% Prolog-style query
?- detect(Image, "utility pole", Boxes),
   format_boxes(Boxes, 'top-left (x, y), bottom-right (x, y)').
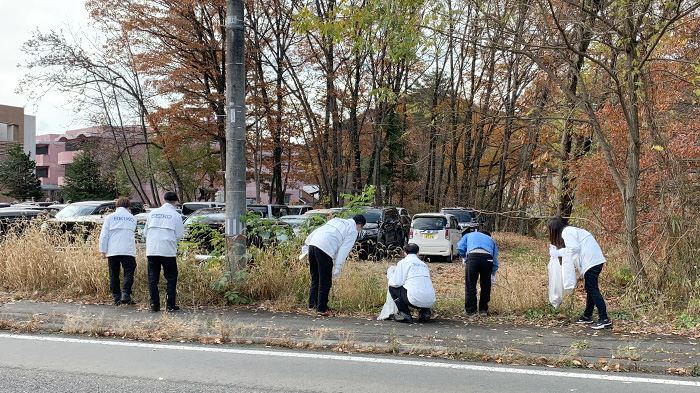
top-left (225, 0), bottom-right (246, 272)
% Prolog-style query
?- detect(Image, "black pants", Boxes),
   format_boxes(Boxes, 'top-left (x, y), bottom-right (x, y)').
top-left (465, 253), bottom-right (493, 313)
top-left (147, 256), bottom-right (178, 308)
top-left (308, 245), bottom-right (333, 312)
top-left (108, 255), bottom-right (136, 301)
top-left (389, 286), bottom-right (429, 316)
top-left (583, 263), bottom-right (608, 320)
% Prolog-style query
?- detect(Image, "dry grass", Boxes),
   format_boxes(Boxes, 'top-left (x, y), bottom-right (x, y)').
top-left (236, 246), bottom-right (309, 309)
top-left (0, 222), bottom-right (227, 307)
top-left (0, 222), bottom-right (627, 320)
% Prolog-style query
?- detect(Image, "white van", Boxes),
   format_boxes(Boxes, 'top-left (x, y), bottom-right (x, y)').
top-left (409, 213), bottom-right (462, 262)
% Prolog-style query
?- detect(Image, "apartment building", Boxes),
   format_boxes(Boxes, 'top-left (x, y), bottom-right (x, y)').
top-left (0, 104), bottom-right (37, 202)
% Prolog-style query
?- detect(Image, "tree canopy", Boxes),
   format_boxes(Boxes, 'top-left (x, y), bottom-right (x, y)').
top-left (61, 147), bottom-right (118, 202)
top-left (0, 143), bottom-right (43, 201)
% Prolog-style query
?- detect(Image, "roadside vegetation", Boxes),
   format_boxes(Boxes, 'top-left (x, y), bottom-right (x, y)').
top-left (0, 218), bottom-right (698, 336)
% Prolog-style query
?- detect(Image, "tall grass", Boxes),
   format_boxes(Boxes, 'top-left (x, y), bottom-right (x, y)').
top-left (0, 221), bottom-right (625, 319)
top-left (0, 221), bottom-right (226, 307)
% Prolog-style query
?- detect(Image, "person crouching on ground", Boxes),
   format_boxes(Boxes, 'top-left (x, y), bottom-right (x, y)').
top-left (457, 230), bottom-right (499, 317)
top-left (99, 197), bottom-right (137, 306)
top-left (302, 214), bottom-right (366, 316)
top-left (388, 243), bottom-right (436, 324)
top-left (548, 216), bottom-right (612, 330)
top-left (144, 191), bottom-right (184, 312)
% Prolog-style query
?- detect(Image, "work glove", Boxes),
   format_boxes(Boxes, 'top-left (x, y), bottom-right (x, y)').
top-left (461, 257), bottom-right (466, 265)
top-left (491, 274), bottom-right (496, 284)
top-left (333, 270), bottom-right (340, 279)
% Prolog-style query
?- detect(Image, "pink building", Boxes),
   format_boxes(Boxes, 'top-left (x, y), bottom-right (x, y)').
top-left (35, 133), bottom-right (66, 201)
top-left (36, 127), bottom-right (159, 204)
top-left (38, 126), bottom-right (314, 205)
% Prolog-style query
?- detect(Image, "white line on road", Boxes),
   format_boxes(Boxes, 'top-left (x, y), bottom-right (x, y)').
top-left (1, 332), bottom-right (698, 387)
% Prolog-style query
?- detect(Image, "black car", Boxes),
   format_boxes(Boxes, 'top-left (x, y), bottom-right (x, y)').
top-left (440, 207), bottom-right (479, 234)
top-left (356, 206), bottom-right (406, 259)
top-left (0, 208), bottom-right (52, 235)
top-left (397, 207), bottom-right (411, 241)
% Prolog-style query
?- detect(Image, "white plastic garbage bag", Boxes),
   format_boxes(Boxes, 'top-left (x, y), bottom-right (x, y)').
top-left (548, 257), bottom-right (564, 308)
top-left (378, 266), bottom-right (398, 320)
top-left (377, 289), bottom-right (398, 320)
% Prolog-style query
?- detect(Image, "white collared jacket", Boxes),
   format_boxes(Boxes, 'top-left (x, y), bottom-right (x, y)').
top-left (556, 226), bottom-right (606, 276)
top-left (144, 203), bottom-right (184, 257)
top-left (304, 217), bottom-right (358, 277)
top-left (388, 253), bottom-right (436, 308)
top-left (99, 207), bottom-right (137, 257)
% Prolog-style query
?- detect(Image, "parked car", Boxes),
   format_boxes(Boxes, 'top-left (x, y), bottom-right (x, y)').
top-left (440, 207), bottom-right (479, 234)
top-left (247, 204), bottom-right (290, 219)
top-left (9, 203), bottom-right (64, 216)
top-left (44, 200), bottom-right (146, 235)
top-left (409, 213), bottom-right (461, 262)
top-left (279, 214), bottom-right (308, 235)
top-left (356, 206), bottom-right (406, 259)
top-left (397, 207), bottom-right (411, 240)
top-left (181, 202), bottom-right (225, 216)
top-left (287, 205), bottom-right (313, 216)
top-left (303, 209), bottom-right (337, 220)
top-left (183, 208), bottom-right (291, 256)
top-left (0, 208), bottom-right (52, 235)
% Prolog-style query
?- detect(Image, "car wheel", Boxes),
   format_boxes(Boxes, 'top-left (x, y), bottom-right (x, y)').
top-left (447, 247), bottom-right (453, 263)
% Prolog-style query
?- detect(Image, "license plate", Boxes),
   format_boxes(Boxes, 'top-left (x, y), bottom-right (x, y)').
top-left (423, 234), bottom-right (434, 239)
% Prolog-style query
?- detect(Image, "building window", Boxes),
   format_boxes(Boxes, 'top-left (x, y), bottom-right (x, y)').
top-left (36, 167), bottom-right (49, 178)
top-left (284, 194), bottom-right (291, 204)
top-left (65, 142), bottom-right (82, 152)
top-left (36, 145), bottom-right (49, 155)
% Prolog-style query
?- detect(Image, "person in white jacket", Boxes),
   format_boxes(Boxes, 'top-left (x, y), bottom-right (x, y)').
top-left (144, 191), bottom-right (184, 312)
top-left (303, 214), bottom-right (366, 316)
top-left (548, 216), bottom-right (611, 329)
top-left (99, 198), bottom-right (137, 306)
top-left (388, 243), bottom-right (436, 324)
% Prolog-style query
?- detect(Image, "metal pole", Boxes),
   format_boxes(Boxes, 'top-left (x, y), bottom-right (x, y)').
top-left (225, 0), bottom-right (246, 272)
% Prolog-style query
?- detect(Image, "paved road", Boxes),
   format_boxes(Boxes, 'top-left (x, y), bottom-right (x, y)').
top-left (1, 333), bottom-right (699, 393)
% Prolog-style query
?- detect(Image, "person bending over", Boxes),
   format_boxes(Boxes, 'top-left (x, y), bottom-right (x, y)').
top-left (302, 214), bottom-right (366, 316)
top-left (457, 231), bottom-right (499, 317)
top-left (548, 216), bottom-right (611, 329)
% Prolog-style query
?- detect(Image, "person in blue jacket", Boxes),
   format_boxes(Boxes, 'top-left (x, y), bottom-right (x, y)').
top-left (457, 231), bottom-right (499, 316)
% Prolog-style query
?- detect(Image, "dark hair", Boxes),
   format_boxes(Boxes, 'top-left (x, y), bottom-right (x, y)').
top-left (352, 214), bottom-right (366, 227)
top-left (404, 243), bottom-right (419, 255)
top-left (163, 191), bottom-right (179, 202)
top-left (481, 230), bottom-right (491, 237)
top-left (548, 216), bottom-right (568, 248)
top-left (115, 197), bottom-right (131, 209)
